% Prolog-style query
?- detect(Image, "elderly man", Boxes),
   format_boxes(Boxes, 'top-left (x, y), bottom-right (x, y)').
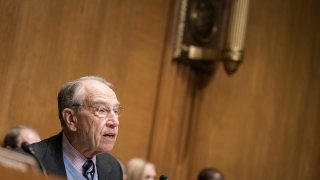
top-left (22, 76), bottom-right (122, 180)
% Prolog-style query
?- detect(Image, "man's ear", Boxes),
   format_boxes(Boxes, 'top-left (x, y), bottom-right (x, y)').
top-left (62, 108), bottom-right (77, 131)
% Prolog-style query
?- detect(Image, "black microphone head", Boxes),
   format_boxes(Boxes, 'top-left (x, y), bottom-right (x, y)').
top-left (21, 142), bottom-right (30, 151)
top-left (159, 175), bottom-right (169, 180)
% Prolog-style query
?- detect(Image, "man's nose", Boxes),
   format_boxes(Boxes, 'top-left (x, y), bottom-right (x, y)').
top-left (106, 115), bottom-right (119, 128)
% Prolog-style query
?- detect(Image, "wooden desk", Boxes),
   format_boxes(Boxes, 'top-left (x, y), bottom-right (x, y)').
top-left (0, 147), bottom-right (63, 179)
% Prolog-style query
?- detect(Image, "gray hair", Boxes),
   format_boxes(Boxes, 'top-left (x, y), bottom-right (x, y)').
top-left (57, 76), bottom-right (112, 127)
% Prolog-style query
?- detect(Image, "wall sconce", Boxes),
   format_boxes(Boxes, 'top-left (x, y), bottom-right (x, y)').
top-left (173, 0), bottom-right (250, 75)
top-left (222, 0), bottom-right (250, 74)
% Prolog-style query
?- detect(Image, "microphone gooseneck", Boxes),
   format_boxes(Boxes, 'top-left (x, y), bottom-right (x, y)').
top-left (159, 175), bottom-right (169, 180)
top-left (21, 142), bottom-right (48, 177)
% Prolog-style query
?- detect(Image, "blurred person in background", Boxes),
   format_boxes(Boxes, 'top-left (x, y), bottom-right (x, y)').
top-left (1, 125), bottom-right (41, 149)
top-left (198, 167), bottom-right (224, 180)
top-left (117, 158), bottom-right (128, 180)
top-left (127, 158), bottom-right (157, 180)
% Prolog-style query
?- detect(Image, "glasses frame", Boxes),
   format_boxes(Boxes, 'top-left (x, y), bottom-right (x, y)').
top-left (72, 103), bottom-right (121, 119)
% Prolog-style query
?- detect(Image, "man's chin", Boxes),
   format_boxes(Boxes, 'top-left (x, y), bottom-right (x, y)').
top-left (99, 144), bottom-right (115, 152)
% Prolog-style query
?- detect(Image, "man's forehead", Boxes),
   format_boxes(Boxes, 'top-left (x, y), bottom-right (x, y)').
top-left (82, 80), bottom-right (113, 92)
top-left (82, 80), bottom-right (119, 103)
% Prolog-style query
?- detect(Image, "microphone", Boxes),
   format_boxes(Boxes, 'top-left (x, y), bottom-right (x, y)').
top-left (21, 142), bottom-right (48, 177)
top-left (159, 175), bottom-right (169, 180)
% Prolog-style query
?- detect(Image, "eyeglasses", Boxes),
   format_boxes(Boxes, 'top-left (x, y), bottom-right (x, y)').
top-left (72, 103), bottom-right (121, 119)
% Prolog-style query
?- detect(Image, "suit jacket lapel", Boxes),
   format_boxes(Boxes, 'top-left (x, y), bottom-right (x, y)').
top-left (97, 154), bottom-right (112, 180)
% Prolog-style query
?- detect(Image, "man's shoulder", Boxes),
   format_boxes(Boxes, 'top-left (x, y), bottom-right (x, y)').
top-left (32, 132), bottom-right (61, 144)
top-left (97, 152), bottom-right (119, 165)
top-left (29, 132), bottom-right (63, 155)
top-left (27, 132), bottom-right (66, 177)
top-left (96, 153), bottom-right (122, 179)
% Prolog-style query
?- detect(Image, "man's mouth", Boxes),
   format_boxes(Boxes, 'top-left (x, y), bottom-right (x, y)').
top-left (103, 133), bottom-right (116, 138)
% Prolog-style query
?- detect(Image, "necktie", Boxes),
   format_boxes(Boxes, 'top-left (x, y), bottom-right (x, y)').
top-left (82, 160), bottom-right (95, 180)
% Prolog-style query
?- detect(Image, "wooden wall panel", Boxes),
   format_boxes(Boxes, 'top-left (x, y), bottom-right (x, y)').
top-left (151, 0), bottom-right (320, 180)
top-left (186, 0), bottom-right (320, 179)
top-left (1, 0), bottom-right (319, 179)
top-left (0, 0), bottom-right (170, 162)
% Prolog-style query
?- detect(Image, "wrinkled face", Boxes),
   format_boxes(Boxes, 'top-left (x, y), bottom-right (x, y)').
top-left (72, 81), bottom-right (120, 156)
top-left (143, 164), bottom-right (157, 180)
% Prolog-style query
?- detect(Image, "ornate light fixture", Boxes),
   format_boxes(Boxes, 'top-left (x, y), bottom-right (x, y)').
top-left (173, 0), bottom-right (250, 75)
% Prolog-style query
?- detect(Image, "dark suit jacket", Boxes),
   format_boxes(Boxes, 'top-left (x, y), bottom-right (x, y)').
top-left (27, 132), bottom-right (122, 180)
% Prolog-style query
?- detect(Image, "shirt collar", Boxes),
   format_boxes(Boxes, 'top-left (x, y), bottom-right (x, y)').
top-left (62, 132), bottom-right (96, 174)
